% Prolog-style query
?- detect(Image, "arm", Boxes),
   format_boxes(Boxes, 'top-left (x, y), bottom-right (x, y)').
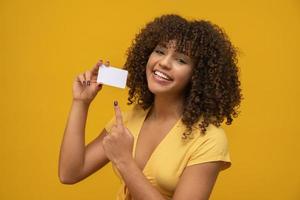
top-left (116, 158), bottom-right (166, 200)
top-left (172, 161), bottom-right (222, 200)
top-left (58, 100), bottom-right (110, 184)
top-left (116, 160), bottom-right (222, 200)
top-left (102, 103), bottom-right (226, 199)
top-left (102, 103), bottom-right (166, 200)
top-left (59, 59), bottom-right (110, 184)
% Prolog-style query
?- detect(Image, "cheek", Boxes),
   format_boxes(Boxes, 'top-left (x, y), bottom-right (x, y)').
top-left (146, 55), bottom-right (156, 68)
top-left (177, 68), bottom-right (193, 84)
top-left (146, 63), bottom-right (152, 78)
top-left (146, 56), bottom-right (156, 76)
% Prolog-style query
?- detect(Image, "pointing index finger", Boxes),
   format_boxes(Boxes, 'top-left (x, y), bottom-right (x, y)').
top-left (114, 100), bottom-right (123, 128)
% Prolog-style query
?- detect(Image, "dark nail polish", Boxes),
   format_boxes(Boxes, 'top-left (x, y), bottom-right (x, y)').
top-left (87, 81), bottom-right (90, 86)
top-left (114, 101), bottom-right (118, 106)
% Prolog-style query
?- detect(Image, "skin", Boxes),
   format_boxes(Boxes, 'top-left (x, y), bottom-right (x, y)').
top-left (146, 40), bottom-right (193, 100)
top-left (59, 41), bottom-right (224, 200)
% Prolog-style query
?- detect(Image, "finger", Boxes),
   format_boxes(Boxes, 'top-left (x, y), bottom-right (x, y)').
top-left (75, 76), bottom-right (83, 85)
top-left (78, 73), bottom-right (86, 86)
top-left (95, 83), bottom-right (103, 90)
top-left (104, 60), bottom-right (110, 67)
top-left (89, 80), bottom-right (102, 87)
top-left (113, 100), bottom-right (123, 127)
top-left (91, 59), bottom-right (103, 75)
top-left (85, 71), bottom-right (92, 86)
top-left (83, 73), bottom-right (87, 85)
top-left (125, 127), bottom-right (132, 136)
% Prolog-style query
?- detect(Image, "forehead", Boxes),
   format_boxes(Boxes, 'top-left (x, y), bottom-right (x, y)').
top-left (158, 40), bottom-right (177, 48)
top-left (157, 40), bottom-right (193, 57)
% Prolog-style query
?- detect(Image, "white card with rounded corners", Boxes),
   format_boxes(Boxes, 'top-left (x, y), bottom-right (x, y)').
top-left (96, 64), bottom-right (128, 89)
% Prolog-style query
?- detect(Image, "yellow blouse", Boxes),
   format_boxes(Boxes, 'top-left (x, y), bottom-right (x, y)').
top-left (105, 104), bottom-right (231, 200)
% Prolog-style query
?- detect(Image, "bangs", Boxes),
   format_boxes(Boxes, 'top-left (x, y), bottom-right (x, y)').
top-left (157, 28), bottom-right (200, 58)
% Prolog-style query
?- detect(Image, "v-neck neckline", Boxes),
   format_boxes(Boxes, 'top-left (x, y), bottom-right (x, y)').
top-left (133, 106), bottom-right (182, 173)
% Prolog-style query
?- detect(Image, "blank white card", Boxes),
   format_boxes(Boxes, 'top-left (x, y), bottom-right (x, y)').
top-left (97, 64), bottom-right (128, 89)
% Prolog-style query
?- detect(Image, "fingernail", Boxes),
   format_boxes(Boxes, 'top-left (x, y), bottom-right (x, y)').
top-left (114, 100), bottom-right (118, 106)
top-left (87, 81), bottom-right (90, 86)
top-left (83, 80), bottom-right (86, 85)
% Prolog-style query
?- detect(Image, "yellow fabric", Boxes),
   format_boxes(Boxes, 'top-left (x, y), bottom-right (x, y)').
top-left (105, 104), bottom-right (231, 200)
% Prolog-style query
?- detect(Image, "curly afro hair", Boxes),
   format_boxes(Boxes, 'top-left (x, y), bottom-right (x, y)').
top-left (124, 14), bottom-right (243, 138)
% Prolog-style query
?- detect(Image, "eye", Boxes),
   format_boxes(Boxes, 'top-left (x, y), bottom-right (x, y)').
top-left (178, 58), bottom-right (187, 64)
top-left (154, 49), bottom-right (164, 55)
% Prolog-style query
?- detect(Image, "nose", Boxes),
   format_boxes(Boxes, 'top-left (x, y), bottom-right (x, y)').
top-left (158, 54), bottom-right (172, 70)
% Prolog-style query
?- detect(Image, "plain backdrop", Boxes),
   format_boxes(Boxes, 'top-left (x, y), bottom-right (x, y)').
top-left (0, 0), bottom-right (299, 199)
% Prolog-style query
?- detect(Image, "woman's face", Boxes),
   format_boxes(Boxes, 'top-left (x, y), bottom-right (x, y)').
top-left (146, 40), bottom-right (194, 97)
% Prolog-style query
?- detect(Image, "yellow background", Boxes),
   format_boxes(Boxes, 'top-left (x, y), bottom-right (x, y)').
top-left (1, 0), bottom-right (299, 199)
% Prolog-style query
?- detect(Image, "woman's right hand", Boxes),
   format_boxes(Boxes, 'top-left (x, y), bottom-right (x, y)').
top-left (72, 59), bottom-right (110, 105)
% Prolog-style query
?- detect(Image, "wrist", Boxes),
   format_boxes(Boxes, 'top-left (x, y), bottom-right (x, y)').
top-left (115, 156), bottom-right (135, 172)
top-left (72, 99), bottom-right (91, 108)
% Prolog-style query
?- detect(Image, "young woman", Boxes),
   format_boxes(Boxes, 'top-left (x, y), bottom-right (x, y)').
top-left (59, 14), bottom-right (242, 200)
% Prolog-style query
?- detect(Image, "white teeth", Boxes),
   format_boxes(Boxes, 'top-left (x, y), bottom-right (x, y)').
top-left (154, 70), bottom-right (171, 80)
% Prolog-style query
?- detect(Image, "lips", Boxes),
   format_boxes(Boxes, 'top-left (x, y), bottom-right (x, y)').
top-left (153, 70), bottom-right (173, 81)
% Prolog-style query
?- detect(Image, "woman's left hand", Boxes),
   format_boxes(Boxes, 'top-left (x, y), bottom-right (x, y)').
top-left (102, 101), bottom-right (134, 166)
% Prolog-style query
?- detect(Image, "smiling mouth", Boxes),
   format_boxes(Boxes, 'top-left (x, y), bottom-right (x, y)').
top-left (153, 70), bottom-right (173, 81)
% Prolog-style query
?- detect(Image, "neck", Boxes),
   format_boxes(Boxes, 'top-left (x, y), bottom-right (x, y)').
top-left (147, 93), bottom-right (185, 121)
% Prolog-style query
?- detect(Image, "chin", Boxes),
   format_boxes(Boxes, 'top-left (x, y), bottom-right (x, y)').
top-left (147, 81), bottom-right (176, 96)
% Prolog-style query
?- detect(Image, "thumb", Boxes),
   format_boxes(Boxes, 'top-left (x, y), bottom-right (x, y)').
top-left (93, 83), bottom-right (102, 91)
top-left (97, 83), bottom-right (103, 90)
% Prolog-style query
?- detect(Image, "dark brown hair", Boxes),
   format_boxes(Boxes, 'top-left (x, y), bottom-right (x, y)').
top-left (124, 14), bottom-right (243, 138)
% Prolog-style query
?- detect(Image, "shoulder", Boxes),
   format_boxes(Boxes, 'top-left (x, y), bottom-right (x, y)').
top-left (186, 123), bottom-right (231, 170)
top-left (189, 123), bottom-right (229, 145)
top-left (203, 124), bottom-right (228, 144)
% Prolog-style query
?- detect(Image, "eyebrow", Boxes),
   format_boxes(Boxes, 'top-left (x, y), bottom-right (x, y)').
top-left (157, 46), bottom-right (191, 59)
top-left (156, 45), bottom-right (187, 54)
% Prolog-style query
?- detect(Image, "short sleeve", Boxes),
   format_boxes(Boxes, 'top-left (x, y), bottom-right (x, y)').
top-left (186, 127), bottom-right (232, 171)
